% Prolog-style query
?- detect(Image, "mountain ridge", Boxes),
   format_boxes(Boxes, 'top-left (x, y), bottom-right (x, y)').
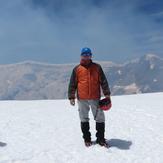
top-left (0, 54), bottom-right (162, 100)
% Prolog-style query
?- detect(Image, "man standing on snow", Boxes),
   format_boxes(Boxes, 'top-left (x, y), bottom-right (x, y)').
top-left (68, 47), bottom-right (111, 147)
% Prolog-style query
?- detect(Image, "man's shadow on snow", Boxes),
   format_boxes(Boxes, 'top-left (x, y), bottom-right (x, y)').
top-left (107, 139), bottom-right (132, 150)
top-left (0, 142), bottom-right (7, 147)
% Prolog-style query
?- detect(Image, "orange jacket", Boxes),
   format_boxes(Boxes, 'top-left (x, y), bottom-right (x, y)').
top-left (68, 60), bottom-right (111, 100)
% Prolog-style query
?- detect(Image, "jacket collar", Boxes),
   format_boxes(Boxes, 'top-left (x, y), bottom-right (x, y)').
top-left (80, 59), bottom-right (93, 68)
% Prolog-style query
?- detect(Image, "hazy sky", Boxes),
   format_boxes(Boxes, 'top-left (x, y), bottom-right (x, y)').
top-left (0, 0), bottom-right (163, 64)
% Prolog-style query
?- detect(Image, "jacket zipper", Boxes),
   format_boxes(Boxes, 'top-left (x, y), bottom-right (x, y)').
top-left (88, 69), bottom-right (91, 98)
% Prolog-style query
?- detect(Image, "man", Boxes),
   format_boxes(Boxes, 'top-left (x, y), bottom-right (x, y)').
top-left (68, 47), bottom-right (111, 147)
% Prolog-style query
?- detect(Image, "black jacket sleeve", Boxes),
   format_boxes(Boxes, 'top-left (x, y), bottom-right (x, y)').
top-left (99, 65), bottom-right (111, 96)
top-left (68, 67), bottom-right (77, 100)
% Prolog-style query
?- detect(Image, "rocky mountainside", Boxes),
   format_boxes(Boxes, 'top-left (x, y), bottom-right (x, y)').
top-left (0, 54), bottom-right (162, 100)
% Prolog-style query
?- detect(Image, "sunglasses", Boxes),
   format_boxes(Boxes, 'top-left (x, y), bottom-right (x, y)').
top-left (81, 52), bottom-right (92, 57)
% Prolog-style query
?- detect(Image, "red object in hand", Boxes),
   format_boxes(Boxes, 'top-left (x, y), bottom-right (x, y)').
top-left (99, 97), bottom-right (112, 111)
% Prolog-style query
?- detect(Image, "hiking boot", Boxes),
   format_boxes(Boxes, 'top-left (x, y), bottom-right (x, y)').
top-left (81, 122), bottom-right (91, 143)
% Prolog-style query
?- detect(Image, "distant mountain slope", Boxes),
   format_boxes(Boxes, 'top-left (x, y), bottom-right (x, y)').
top-left (0, 54), bottom-right (163, 100)
top-left (108, 54), bottom-right (163, 95)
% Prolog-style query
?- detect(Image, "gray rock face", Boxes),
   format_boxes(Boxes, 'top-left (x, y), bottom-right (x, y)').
top-left (0, 54), bottom-right (162, 100)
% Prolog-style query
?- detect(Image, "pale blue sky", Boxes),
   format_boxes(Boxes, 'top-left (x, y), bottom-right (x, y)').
top-left (0, 0), bottom-right (163, 64)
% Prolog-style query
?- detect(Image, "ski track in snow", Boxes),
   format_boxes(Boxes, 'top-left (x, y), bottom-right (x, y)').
top-left (0, 93), bottom-right (163, 163)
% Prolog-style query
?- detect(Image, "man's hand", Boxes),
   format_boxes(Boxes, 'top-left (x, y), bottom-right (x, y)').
top-left (70, 99), bottom-right (75, 106)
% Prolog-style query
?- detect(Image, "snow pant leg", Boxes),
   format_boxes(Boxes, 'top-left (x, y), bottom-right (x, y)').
top-left (77, 100), bottom-right (91, 141)
top-left (77, 99), bottom-right (90, 122)
top-left (88, 100), bottom-right (105, 123)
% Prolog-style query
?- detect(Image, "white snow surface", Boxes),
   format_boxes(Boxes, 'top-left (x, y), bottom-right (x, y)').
top-left (0, 93), bottom-right (163, 163)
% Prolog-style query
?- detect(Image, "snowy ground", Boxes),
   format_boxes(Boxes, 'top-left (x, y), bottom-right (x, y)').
top-left (0, 93), bottom-right (163, 163)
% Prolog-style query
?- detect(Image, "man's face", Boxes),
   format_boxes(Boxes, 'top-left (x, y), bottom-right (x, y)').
top-left (80, 55), bottom-right (92, 60)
